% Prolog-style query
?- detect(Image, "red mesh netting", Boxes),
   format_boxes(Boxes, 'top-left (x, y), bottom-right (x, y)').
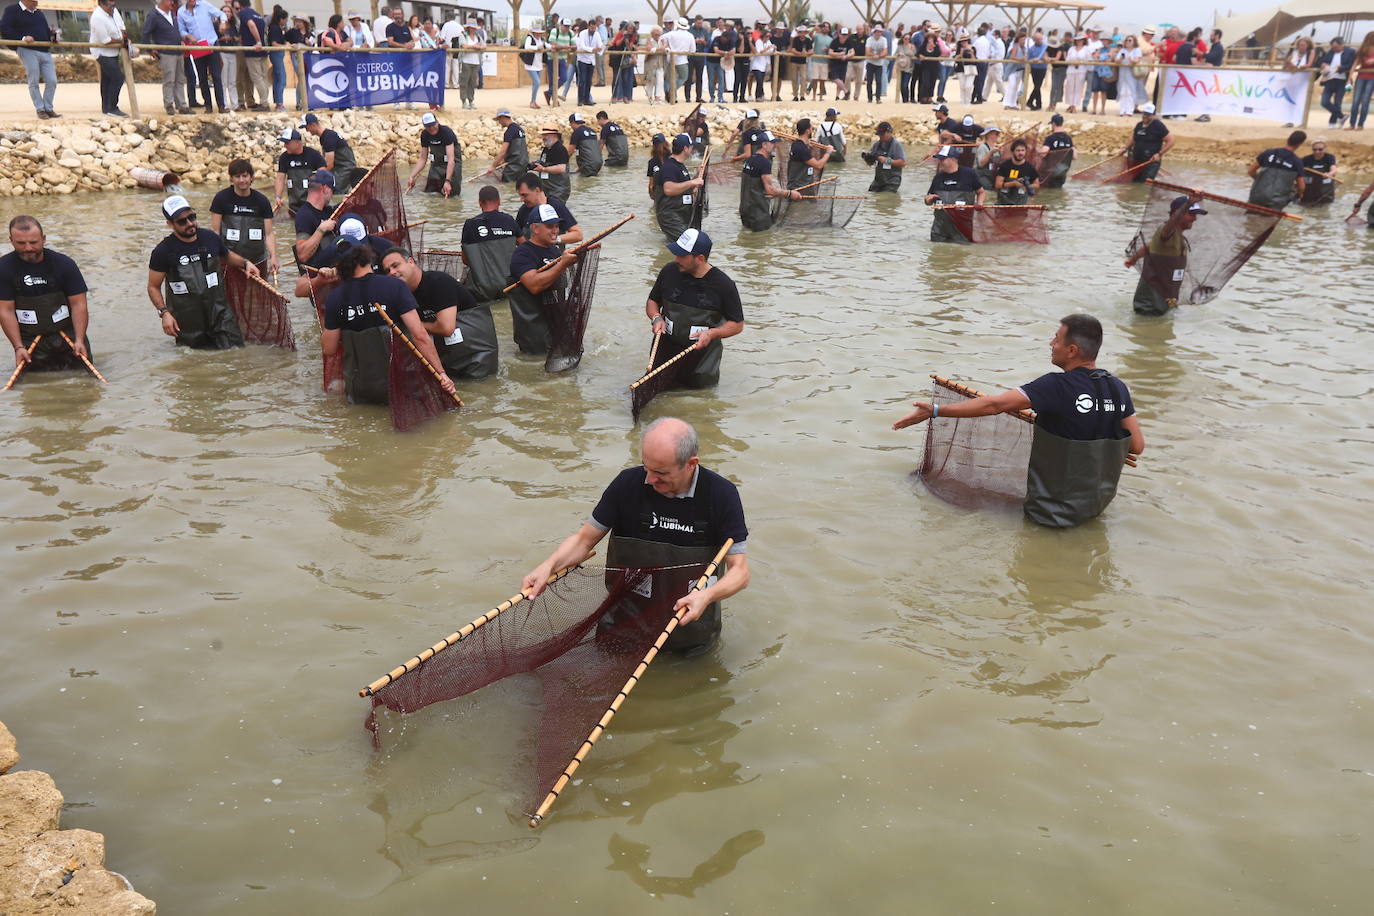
top-left (307, 275), bottom-right (344, 393)
top-left (332, 149), bottom-right (414, 250)
top-left (942, 205), bottom-right (1050, 244)
top-left (919, 144), bottom-right (978, 168)
top-left (998, 127), bottom-right (1040, 162)
top-left (224, 266), bottom-right (296, 350)
top-left (1037, 147), bottom-right (1074, 180)
top-left (387, 329), bottom-right (459, 432)
top-left (541, 246), bottom-right (600, 373)
top-left (1126, 179), bottom-right (1283, 305)
top-left (363, 562), bottom-right (709, 819)
top-left (630, 340), bottom-right (705, 421)
top-left (1071, 154), bottom-right (1173, 184)
top-left (705, 159), bottom-right (743, 186)
top-left (918, 377), bottom-right (1033, 510)
top-left (417, 249), bottom-right (467, 282)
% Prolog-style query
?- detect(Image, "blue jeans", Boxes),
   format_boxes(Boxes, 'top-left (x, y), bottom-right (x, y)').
top-left (705, 60), bottom-right (724, 100)
top-left (1352, 78), bottom-right (1374, 128)
top-left (269, 50), bottom-right (286, 106)
top-left (527, 68), bottom-right (541, 105)
top-left (936, 64), bottom-right (953, 100)
top-left (614, 65), bottom-right (636, 100)
top-left (576, 60), bottom-right (595, 105)
top-left (17, 47), bottom-right (57, 113)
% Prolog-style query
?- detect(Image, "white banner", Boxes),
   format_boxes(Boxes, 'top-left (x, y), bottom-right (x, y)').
top-left (1159, 67), bottom-right (1309, 124)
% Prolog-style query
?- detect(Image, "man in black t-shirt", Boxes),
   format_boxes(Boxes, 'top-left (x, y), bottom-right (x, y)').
top-left (1119, 103), bottom-right (1172, 182)
top-left (1300, 138), bottom-right (1337, 205)
top-left (381, 246), bottom-right (497, 380)
top-left (384, 7), bottom-right (413, 47)
top-left (1, 215), bottom-right (91, 373)
top-left (894, 313), bottom-right (1145, 527)
top-left (646, 228), bottom-right (742, 388)
top-left (1247, 130), bottom-right (1307, 210)
top-left (789, 26), bottom-right (812, 101)
top-left (273, 128), bottom-right (327, 216)
top-left (522, 416), bottom-right (750, 654)
top-left (924, 147), bottom-right (985, 242)
top-left (506, 202), bottom-right (580, 354)
top-left (291, 168), bottom-right (337, 272)
top-left (407, 112), bottom-right (460, 197)
top-left (597, 111), bottom-right (630, 166)
top-left (460, 185), bottom-right (520, 301)
top-left (210, 158), bottom-right (277, 275)
top-left (147, 195), bottom-right (258, 349)
top-left (994, 139), bottom-right (1040, 205)
top-left (490, 109), bottom-right (529, 182)
top-left (1038, 113), bottom-right (1075, 187)
top-left (302, 113), bottom-right (360, 194)
top-left (513, 172), bottom-right (583, 242)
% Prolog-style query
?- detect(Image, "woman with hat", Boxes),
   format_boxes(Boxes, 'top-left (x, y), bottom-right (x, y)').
top-left (522, 24), bottom-right (547, 108)
top-left (1063, 33), bottom-right (1091, 114)
top-left (534, 124), bottom-right (572, 202)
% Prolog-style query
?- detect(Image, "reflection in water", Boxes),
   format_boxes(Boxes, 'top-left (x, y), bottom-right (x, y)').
top-left (1116, 314), bottom-right (1186, 405)
top-left (606, 829), bottom-right (765, 898)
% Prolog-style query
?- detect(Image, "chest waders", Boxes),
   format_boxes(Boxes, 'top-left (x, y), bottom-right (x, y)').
top-left (604, 130), bottom-right (629, 166)
top-left (537, 155), bottom-right (571, 203)
top-left (996, 173), bottom-right (1033, 206)
top-left (425, 303), bottom-right (499, 381)
top-left (606, 536), bottom-right (723, 655)
top-left (976, 148), bottom-right (1001, 190)
top-left (220, 211), bottom-right (268, 268)
top-left (1299, 170), bottom-right (1334, 205)
top-left (655, 183), bottom-right (694, 242)
top-left (14, 288), bottom-right (85, 371)
top-left (574, 133), bottom-right (603, 177)
top-left (1023, 373), bottom-right (1131, 528)
top-left (1133, 249), bottom-right (1187, 315)
top-left (507, 259), bottom-right (564, 354)
top-left (787, 154), bottom-right (816, 190)
top-left (1248, 166), bottom-right (1298, 211)
top-left (502, 133), bottom-right (529, 183)
top-left (426, 140), bottom-right (463, 192)
top-left (649, 165), bottom-right (664, 205)
top-left (868, 140), bottom-right (903, 193)
top-left (283, 162), bottom-right (314, 216)
top-left (739, 169), bottom-right (773, 231)
top-left (661, 290), bottom-right (725, 388)
top-left (330, 141), bottom-right (359, 193)
top-left (931, 190), bottom-right (976, 243)
top-left (463, 237), bottom-right (518, 302)
top-left (164, 249), bottom-right (245, 349)
top-left (817, 124), bottom-right (845, 162)
top-left (342, 323), bottom-right (392, 405)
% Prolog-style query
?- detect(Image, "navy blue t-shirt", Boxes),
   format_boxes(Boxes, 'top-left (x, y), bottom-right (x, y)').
top-left (790, 139), bottom-right (811, 163)
top-left (508, 240), bottom-right (563, 282)
top-left (657, 156), bottom-right (690, 187)
top-left (741, 152), bottom-right (772, 178)
top-left (461, 209), bottom-right (519, 245)
top-left (414, 269), bottom-right (480, 316)
top-left (1256, 147), bottom-right (1302, 173)
top-left (0, 249), bottom-right (87, 300)
top-left (648, 262), bottom-right (744, 323)
top-left (600, 121), bottom-right (624, 140)
top-left (646, 156), bottom-right (663, 180)
top-left (570, 124), bottom-right (597, 146)
top-left (420, 124), bottom-right (458, 159)
top-left (294, 201), bottom-right (329, 238)
top-left (513, 196), bottom-right (576, 234)
top-left (323, 273), bottom-right (417, 331)
top-left (210, 187), bottom-right (274, 220)
top-left (319, 129), bottom-right (349, 156)
top-left (1045, 130), bottom-right (1074, 150)
top-left (277, 147), bottom-right (326, 176)
top-left (928, 166), bottom-right (982, 193)
top-left (385, 21), bottom-right (413, 45)
top-left (148, 230), bottom-right (229, 272)
top-left (591, 465), bottom-right (748, 550)
top-left (1130, 119), bottom-right (1169, 161)
top-left (502, 122), bottom-right (525, 145)
top-left (1020, 367), bottom-right (1135, 441)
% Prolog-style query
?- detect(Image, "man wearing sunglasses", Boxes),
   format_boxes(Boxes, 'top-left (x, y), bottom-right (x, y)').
top-left (147, 195), bottom-right (260, 349)
top-left (1300, 137), bottom-right (1337, 206)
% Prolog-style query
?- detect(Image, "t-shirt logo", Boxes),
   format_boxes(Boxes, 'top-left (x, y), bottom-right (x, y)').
top-left (1075, 394), bottom-right (1095, 413)
top-left (477, 225), bottom-right (488, 237)
top-left (179, 255), bottom-right (191, 266)
top-left (22, 274), bottom-right (43, 287)
top-left (648, 511), bottom-right (695, 533)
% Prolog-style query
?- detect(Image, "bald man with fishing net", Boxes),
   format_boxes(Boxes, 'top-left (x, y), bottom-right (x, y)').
top-left (522, 417), bottom-right (749, 655)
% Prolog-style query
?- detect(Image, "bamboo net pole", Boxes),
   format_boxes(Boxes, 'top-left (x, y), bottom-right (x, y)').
top-left (329, 149), bottom-right (395, 221)
top-left (802, 195), bottom-right (870, 200)
top-left (58, 332), bottom-right (107, 383)
top-left (1099, 159), bottom-right (1153, 184)
top-left (1303, 167), bottom-right (1339, 183)
top-left (359, 557), bottom-right (590, 697)
top-left (770, 129), bottom-right (831, 152)
top-left (501, 214), bottom-right (634, 294)
top-left (791, 176), bottom-right (838, 194)
top-left (4, 336), bottom-right (40, 390)
top-left (645, 331), bottom-right (663, 374)
top-left (629, 342), bottom-right (696, 390)
top-left (1145, 179), bottom-right (1303, 222)
top-left (1069, 153), bottom-right (1125, 180)
top-left (528, 539), bottom-right (734, 828)
top-left (931, 374), bottom-right (1138, 467)
top-left (368, 302), bottom-right (464, 407)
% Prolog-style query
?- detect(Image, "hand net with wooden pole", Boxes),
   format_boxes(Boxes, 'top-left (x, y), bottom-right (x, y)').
top-left (629, 336), bottom-right (705, 421)
top-left (542, 245), bottom-right (601, 373)
top-left (939, 205), bottom-right (1050, 244)
top-left (306, 274), bottom-right (344, 393)
top-left (224, 266), bottom-right (297, 350)
top-left (417, 249), bottom-right (470, 288)
top-left (368, 301), bottom-right (463, 432)
top-left (330, 149), bottom-right (417, 253)
top-left (1126, 179), bottom-right (1289, 306)
top-left (360, 546), bottom-right (729, 827)
top-left (4, 336), bottom-right (41, 390)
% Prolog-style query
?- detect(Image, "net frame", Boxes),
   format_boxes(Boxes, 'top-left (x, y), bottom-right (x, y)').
top-left (386, 326), bottom-right (458, 432)
top-left (224, 265), bottom-right (297, 350)
top-left (705, 158), bottom-right (743, 186)
top-left (542, 246), bottom-right (601, 373)
top-left (417, 248), bottom-right (470, 287)
top-left (331, 149), bottom-right (416, 252)
top-left (629, 336), bottom-right (705, 421)
top-left (1126, 179), bottom-right (1285, 306)
top-left (940, 205), bottom-right (1050, 244)
top-left (919, 375), bottom-right (1036, 510)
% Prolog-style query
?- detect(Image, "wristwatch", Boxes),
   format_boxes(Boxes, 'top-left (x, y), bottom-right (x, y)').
top-left (156, 307), bottom-right (170, 316)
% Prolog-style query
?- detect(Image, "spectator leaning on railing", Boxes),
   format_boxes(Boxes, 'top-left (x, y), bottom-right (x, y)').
top-left (2, 0), bottom-right (59, 119)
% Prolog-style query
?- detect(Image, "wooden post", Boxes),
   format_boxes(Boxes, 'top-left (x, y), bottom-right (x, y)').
top-left (1299, 71), bottom-right (1315, 129)
top-left (295, 48), bottom-right (307, 110)
top-left (119, 46), bottom-right (140, 119)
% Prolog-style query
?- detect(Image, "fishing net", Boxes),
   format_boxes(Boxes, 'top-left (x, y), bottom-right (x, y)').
top-left (363, 561), bottom-right (710, 819)
top-left (332, 149), bottom-right (413, 249)
top-left (630, 339), bottom-right (705, 421)
top-left (705, 159), bottom-right (743, 186)
top-left (224, 266), bottom-right (296, 350)
top-left (387, 327), bottom-right (458, 432)
top-left (1126, 179), bottom-right (1282, 305)
top-left (1070, 153), bottom-right (1129, 182)
top-left (417, 248), bottom-right (470, 287)
top-left (307, 275), bottom-right (344, 393)
top-left (919, 144), bottom-right (977, 168)
top-left (541, 246), bottom-right (600, 373)
top-left (941, 205), bottom-right (1050, 244)
top-left (1037, 147), bottom-right (1074, 181)
top-left (772, 193), bottom-right (862, 229)
top-left (998, 128), bottom-right (1040, 163)
top-left (918, 376), bottom-right (1033, 510)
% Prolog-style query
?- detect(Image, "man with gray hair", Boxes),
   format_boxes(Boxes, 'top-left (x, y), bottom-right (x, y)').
top-left (522, 416), bottom-right (750, 655)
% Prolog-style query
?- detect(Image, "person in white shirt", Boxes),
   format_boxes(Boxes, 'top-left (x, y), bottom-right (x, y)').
top-left (971, 27), bottom-right (992, 103)
top-left (372, 6), bottom-right (390, 45)
top-left (664, 18), bottom-right (694, 103)
top-left (985, 28), bottom-right (1006, 98)
top-left (458, 20), bottom-right (483, 109)
top-left (439, 13), bottom-right (462, 88)
top-left (574, 19), bottom-right (602, 106)
top-left (749, 30), bottom-right (773, 102)
top-left (1063, 34), bottom-right (1090, 114)
top-left (522, 25), bottom-right (546, 108)
top-left (345, 11), bottom-right (371, 48)
top-left (88, 0), bottom-right (127, 117)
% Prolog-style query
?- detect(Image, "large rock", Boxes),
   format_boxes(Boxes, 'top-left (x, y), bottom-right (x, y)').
top-left (0, 722), bottom-right (15, 774)
top-left (0, 770), bottom-right (62, 836)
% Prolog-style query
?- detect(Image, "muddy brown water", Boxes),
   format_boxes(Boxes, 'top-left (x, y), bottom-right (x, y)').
top-left (2, 156), bottom-right (1371, 914)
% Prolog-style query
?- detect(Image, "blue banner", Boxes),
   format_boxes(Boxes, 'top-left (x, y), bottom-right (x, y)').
top-left (305, 50), bottom-right (446, 109)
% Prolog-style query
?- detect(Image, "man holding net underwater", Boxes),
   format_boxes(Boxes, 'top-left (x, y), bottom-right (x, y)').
top-left (892, 314), bottom-right (1145, 528)
top-left (1123, 192), bottom-right (1206, 315)
top-left (522, 417), bottom-right (749, 655)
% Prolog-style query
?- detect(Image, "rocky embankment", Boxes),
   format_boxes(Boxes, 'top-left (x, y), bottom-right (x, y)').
top-left (0, 721), bottom-right (155, 914)
top-left (0, 108), bottom-right (1369, 198)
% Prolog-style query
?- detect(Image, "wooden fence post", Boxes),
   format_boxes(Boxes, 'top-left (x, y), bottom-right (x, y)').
top-left (119, 46), bottom-right (140, 119)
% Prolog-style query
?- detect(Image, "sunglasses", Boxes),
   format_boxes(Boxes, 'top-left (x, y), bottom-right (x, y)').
top-left (174, 213), bottom-right (197, 226)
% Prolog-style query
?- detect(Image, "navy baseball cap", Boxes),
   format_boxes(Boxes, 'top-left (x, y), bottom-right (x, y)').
top-left (1050, 113), bottom-right (1064, 124)
top-left (1170, 195), bottom-right (1207, 215)
top-left (302, 113), bottom-right (319, 126)
top-left (671, 134), bottom-right (692, 153)
top-left (309, 169), bottom-right (336, 188)
top-left (667, 228), bottom-right (712, 256)
top-left (651, 132), bottom-right (667, 144)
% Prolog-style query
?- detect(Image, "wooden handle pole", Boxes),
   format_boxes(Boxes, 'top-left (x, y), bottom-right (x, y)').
top-left (629, 342), bottom-right (697, 390)
top-left (1303, 166), bottom-right (1340, 183)
top-left (501, 213), bottom-right (635, 294)
top-left (246, 269), bottom-right (289, 303)
top-left (1100, 159), bottom-right (1153, 184)
top-left (528, 540), bottom-right (733, 828)
top-left (930, 374), bottom-right (1138, 467)
top-left (330, 149), bottom-right (394, 220)
top-left (58, 332), bottom-right (107, 383)
top-left (771, 129), bottom-right (830, 152)
top-left (369, 302), bottom-right (464, 407)
top-left (1146, 179), bottom-right (1303, 222)
top-left (359, 557), bottom-right (591, 697)
top-left (468, 163), bottom-right (503, 183)
top-left (4, 336), bottom-right (40, 390)
top-left (1070, 153), bottom-right (1125, 180)
top-left (791, 176), bottom-right (839, 194)
top-left (645, 330), bottom-right (662, 373)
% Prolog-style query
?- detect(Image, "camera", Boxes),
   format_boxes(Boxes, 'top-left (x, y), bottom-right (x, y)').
top-left (860, 151), bottom-right (876, 165)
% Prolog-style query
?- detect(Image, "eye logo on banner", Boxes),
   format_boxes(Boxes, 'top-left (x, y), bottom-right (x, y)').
top-left (310, 56), bottom-right (350, 105)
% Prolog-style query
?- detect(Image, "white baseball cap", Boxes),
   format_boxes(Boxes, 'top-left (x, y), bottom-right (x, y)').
top-left (162, 194), bottom-right (193, 220)
top-left (1140, 102), bottom-right (1156, 114)
top-left (534, 203), bottom-right (561, 224)
top-left (421, 112), bottom-right (438, 126)
top-left (338, 217), bottom-right (366, 241)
